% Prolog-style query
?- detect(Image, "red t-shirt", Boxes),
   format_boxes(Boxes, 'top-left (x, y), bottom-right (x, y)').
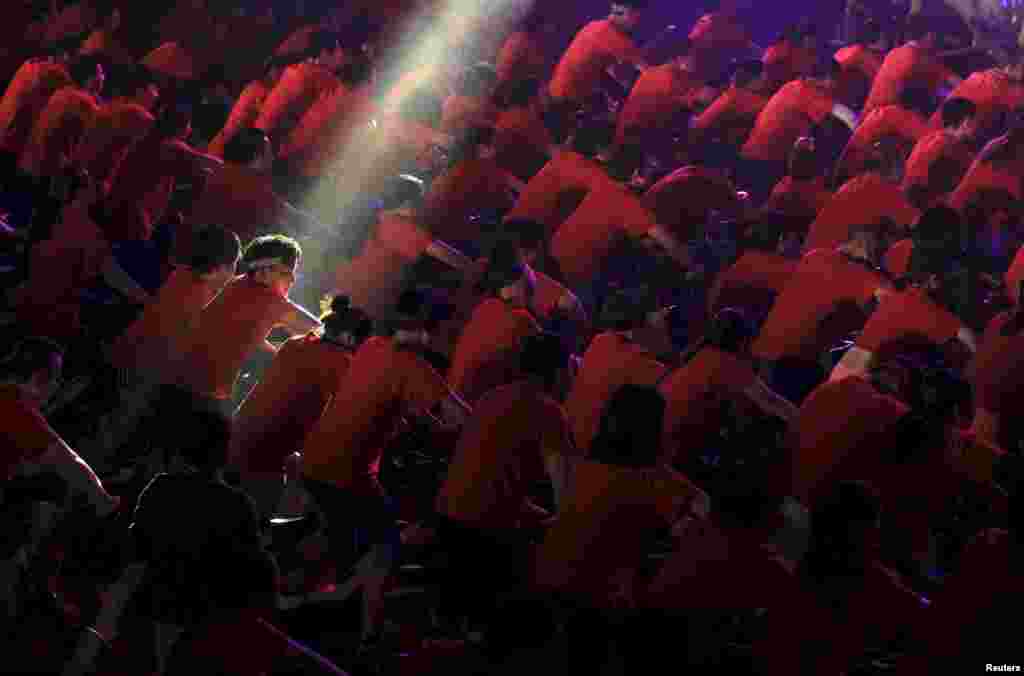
top-left (641, 165), bottom-right (739, 241)
top-left (142, 42), bottom-right (200, 82)
top-left (254, 63), bottom-right (342, 139)
top-left (884, 238), bottom-right (914, 278)
top-left (834, 44), bottom-right (884, 103)
top-left (901, 130), bottom-right (974, 202)
top-left (565, 333), bottom-right (668, 452)
top-left (208, 80), bottom-right (272, 158)
top-left (928, 68), bottom-right (1024, 134)
top-left (232, 335), bottom-right (352, 474)
top-left (0, 59), bottom-right (72, 157)
top-left (548, 20), bottom-right (643, 103)
top-left (615, 63), bottom-right (702, 143)
top-left (551, 178), bottom-right (657, 287)
top-left (0, 385), bottom-right (61, 482)
top-left (19, 86), bottom-right (98, 179)
top-left (437, 380), bottom-right (575, 530)
top-left (495, 30), bottom-right (548, 86)
top-left (188, 164), bottom-right (284, 243)
top-left (863, 42), bottom-right (954, 113)
top-left (687, 12), bottom-right (749, 80)
top-left (836, 104), bottom-right (929, 181)
top-left (76, 100), bottom-right (155, 190)
top-left (948, 146), bottom-right (1024, 213)
top-left (301, 336), bottom-right (450, 494)
top-left (422, 157), bottom-right (518, 243)
top-left (753, 249), bottom-right (886, 362)
top-left (708, 250), bottom-right (797, 315)
top-left (762, 40), bottom-right (816, 86)
top-left (742, 79), bottom-right (835, 163)
top-left (855, 286), bottom-right (962, 357)
top-left (691, 86), bottom-right (769, 148)
top-left (505, 150), bottom-right (606, 235)
top-left (659, 347), bottom-right (758, 465)
top-left (970, 311), bottom-right (1024, 414)
top-left (440, 94), bottom-right (499, 135)
top-left (492, 105), bottom-right (554, 181)
top-left (763, 176), bottom-right (832, 226)
top-left (448, 298), bottom-right (539, 404)
top-left (804, 172), bottom-right (918, 252)
top-left (282, 85), bottom-right (376, 178)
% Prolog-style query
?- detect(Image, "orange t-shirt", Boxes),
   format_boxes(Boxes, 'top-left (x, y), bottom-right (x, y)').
top-left (437, 380), bottom-right (575, 529)
top-left (107, 266), bottom-right (224, 378)
top-left (448, 298), bottom-right (539, 404)
top-left (641, 165), bottom-right (739, 241)
top-left (301, 336), bottom-right (451, 493)
top-left (19, 86), bottom-right (99, 179)
top-left (928, 68), bottom-right (1024, 134)
top-left (901, 130), bottom-right (974, 200)
top-left (708, 250), bottom-right (798, 315)
top-left (763, 176), bottom-right (832, 226)
top-left (495, 30), bottom-right (547, 86)
top-left (753, 249), bottom-right (886, 362)
top-left (142, 42), bottom-right (199, 82)
top-left (0, 59), bottom-right (72, 157)
top-left (854, 287), bottom-right (963, 355)
top-left (505, 150), bottom-right (606, 235)
top-left (885, 238), bottom-right (914, 278)
top-left (565, 333), bottom-right (668, 452)
top-left (837, 104), bottom-right (929, 181)
top-left (439, 94), bottom-right (499, 135)
top-left (0, 385), bottom-right (62, 482)
top-left (659, 347), bottom-right (758, 464)
top-left (254, 63), bottom-right (342, 139)
top-left (330, 212), bottom-right (434, 319)
top-left (762, 40), bottom-right (816, 86)
top-left (615, 63), bottom-right (701, 143)
top-left (176, 276), bottom-right (298, 400)
top-left (691, 86), bottom-right (769, 148)
top-left (13, 201), bottom-right (110, 342)
top-left (789, 375), bottom-right (909, 504)
top-left (548, 20), bottom-right (643, 103)
top-left (863, 43), bottom-right (954, 114)
top-left (970, 311), bottom-right (1024, 414)
top-left (76, 100), bottom-right (155, 190)
top-left (550, 178), bottom-right (657, 287)
top-left (208, 80), bottom-right (272, 158)
top-left (421, 157), bottom-right (518, 243)
top-left (804, 172), bottom-right (919, 252)
top-left (232, 334), bottom-right (352, 474)
top-left (188, 164), bottom-right (284, 243)
top-left (742, 79), bottom-right (835, 163)
top-left (493, 105), bottom-right (554, 181)
top-left (533, 460), bottom-right (700, 606)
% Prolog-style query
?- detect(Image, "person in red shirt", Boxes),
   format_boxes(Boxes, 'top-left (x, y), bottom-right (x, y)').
top-left (902, 97), bottom-right (978, 209)
top-left (440, 62), bottom-right (499, 136)
top-left (690, 59), bottom-right (769, 161)
top-left (100, 105), bottom-right (223, 242)
top-left (929, 60), bottom-right (1024, 142)
top-left (614, 48), bottom-right (703, 155)
top-left (300, 287), bottom-right (468, 647)
top-left (641, 162), bottom-right (747, 245)
top-left (436, 333), bottom-right (576, 638)
top-left (660, 308), bottom-right (797, 466)
top-left (762, 21), bottom-right (818, 90)
top-left (79, 5), bottom-right (133, 67)
top-left (687, 1), bottom-right (755, 82)
top-left (75, 67), bottom-right (159, 193)
top-left (764, 137), bottom-right (832, 230)
top-left (534, 385), bottom-right (706, 674)
top-left (862, 16), bottom-right (960, 114)
top-left (834, 85), bottom-right (932, 186)
top-left (0, 338), bottom-right (115, 513)
top-left (491, 76), bottom-right (556, 181)
top-left (547, 1), bottom-right (649, 130)
top-left (565, 288), bottom-right (670, 452)
top-left (949, 120), bottom-right (1024, 213)
top-left (232, 297), bottom-right (373, 518)
top-left (494, 11), bottom-right (554, 92)
top-left (753, 224), bottom-right (891, 402)
top-left (833, 18), bottom-right (886, 107)
top-left (504, 118), bottom-right (612, 235)
top-left (0, 48), bottom-right (73, 168)
top-left (970, 300), bottom-right (1024, 449)
top-left (176, 234), bottom-right (322, 406)
top-left (208, 56), bottom-right (288, 159)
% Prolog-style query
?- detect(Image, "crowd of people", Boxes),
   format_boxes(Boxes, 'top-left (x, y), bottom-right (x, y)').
top-left (1, 0), bottom-right (1022, 673)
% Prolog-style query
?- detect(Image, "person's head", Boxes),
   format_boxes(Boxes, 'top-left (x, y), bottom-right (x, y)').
top-left (898, 84), bottom-right (937, 118)
top-left (606, 142), bottom-right (645, 183)
top-left (904, 14), bottom-right (938, 49)
top-left (151, 104), bottom-right (194, 141)
top-left (449, 125), bottom-right (496, 163)
top-left (338, 53), bottom-right (374, 88)
top-left (598, 286), bottom-right (658, 332)
top-left (310, 29), bottom-right (346, 70)
top-left (242, 234), bottom-right (302, 297)
top-left (737, 210), bottom-right (794, 253)
top-left (263, 55), bottom-right (289, 83)
top-left (864, 136), bottom-right (907, 182)
top-left (569, 117), bottom-right (615, 158)
top-left (859, 18), bottom-right (882, 46)
top-left (713, 453), bottom-right (786, 531)
top-left (478, 239), bottom-right (535, 304)
top-left (393, 286), bottom-right (452, 338)
top-left (802, 480), bottom-right (881, 581)
top-left (96, 4), bottom-right (121, 32)
top-left (732, 59), bottom-right (763, 89)
top-left (320, 295), bottom-right (373, 347)
top-left (609, 1), bottom-right (646, 32)
top-left (187, 224), bottom-right (241, 284)
top-left (705, 307), bottom-right (755, 354)
top-left (69, 54), bottom-right (105, 96)
top-left (941, 96), bottom-right (978, 135)
top-left (589, 385), bottom-right (665, 466)
top-left (0, 338), bottom-right (64, 405)
top-left (224, 127), bottom-right (274, 170)
top-left (912, 204), bottom-right (963, 257)
top-left (787, 136), bottom-right (819, 180)
top-left (786, 20), bottom-right (817, 49)
top-left (500, 76), bottom-right (542, 109)
top-left (457, 62), bottom-right (498, 99)
top-left (155, 385), bottom-right (233, 472)
top-left (503, 218), bottom-right (547, 265)
top-left (842, 221), bottom-right (887, 264)
top-left (118, 66), bottom-right (160, 109)
top-left (377, 173), bottom-right (426, 214)
top-left (519, 331), bottom-right (569, 390)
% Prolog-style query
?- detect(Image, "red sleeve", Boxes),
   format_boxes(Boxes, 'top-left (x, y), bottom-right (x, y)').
top-left (402, 357), bottom-right (451, 415)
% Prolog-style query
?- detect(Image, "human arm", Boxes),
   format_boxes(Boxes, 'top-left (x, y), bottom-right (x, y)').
top-left (27, 439), bottom-right (116, 517)
top-left (743, 376), bottom-right (799, 423)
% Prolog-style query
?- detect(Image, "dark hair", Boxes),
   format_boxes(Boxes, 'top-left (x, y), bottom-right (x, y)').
top-left (68, 54), bottom-right (103, 86)
top-left (206, 546), bottom-right (279, 612)
top-left (457, 62), bottom-right (498, 98)
top-left (738, 211), bottom-right (791, 252)
top-left (614, 0), bottom-right (650, 8)
top-left (941, 97), bottom-right (977, 128)
top-left (448, 125), bottom-right (495, 164)
top-left (910, 205), bottom-right (963, 274)
top-left (788, 138), bottom-right (819, 179)
top-left (588, 385), bottom-right (665, 467)
top-left (501, 76), bottom-right (541, 108)
top-left (154, 385), bottom-right (233, 471)
top-left (242, 234), bottom-right (302, 272)
top-left (224, 127), bottom-right (271, 165)
top-left (503, 218), bottom-right (546, 250)
top-left (899, 85), bottom-right (937, 117)
top-left (599, 286), bottom-right (654, 331)
top-left (117, 65), bottom-right (157, 98)
top-left (606, 142), bottom-right (645, 182)
top-left (799, 480), bottom-right (880, 590)
top-left (309, 29), bottom-right (342, 57)
top-left (706, 307), bottom-right (755, 353)
top-left (0, 337), bottom-right (64, 383)
top-left (477, 240), bottom-right (526, 295)
top-left (885, 365), bottom-right (969, 463)
top-left (338, 54), bottom-right (373, 87)
top-left (188, 225), bottom-right (241, 274)
top-left (519, 332), bottom-right (568, 386)
top-left (570, 118), bottom-right (615, 157)
top-left (733, 59), bottom-right (763, 87)
top-left (321, 295), bottom-right (373, 344)
top-left (859, 19), bottom-right (882, 44)
top-left (150, 104), bottom-right (193, 140)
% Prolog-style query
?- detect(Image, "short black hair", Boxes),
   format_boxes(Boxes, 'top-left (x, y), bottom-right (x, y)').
top-left (322, 295), bottom-right (374, 343)
top-left (570, 117), bottom-right (615, 156)
top-left (738, 211), bottom-right (791, 252)
top-left (613, 0), bottom-right (650, 8)
top-left (116, 65), bottom-right (157, 98)
top-left (153, 385), bottom-right (233, 471)
top-left (309, 29), bottom-right (342, 57)
top-left (0, 337), bottom-right (64, 383)
top-left (899, 85), bottom-right (937, 117)
top-left (338, 54), bottom-right (373, 87)
top-left (606, 142), bottom-right (645, 181)
top-left (151, 104), bottom-right (193, 139)
top-left (733, 59), bottom-right (763, 87)
top-left (519, 332), bottom-right (568, 385)
top-left (457, 62), bottom-right (498, 98)
top-left (589, 385), bottom-right (665, 466)
top-left (224, 127), bottom-right (271, 165)
top-left (503, 218), bottom-right (547, 250)
top-left (501, 76), bottom-right (541, 108)
top-left (705, 307), bottom-right (755, 353)
top-left (68, 54), bottom-right (103, 86)
top-left (187, 225), bottom-right (241, 274)
top-left (941, 97), bottom-right (977, 128)
top-left (242, 234), bottom-right (302, 272)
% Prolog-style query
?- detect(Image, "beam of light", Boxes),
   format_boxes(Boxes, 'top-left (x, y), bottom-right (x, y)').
top-left (293, 0), bottom-right (533, 308)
